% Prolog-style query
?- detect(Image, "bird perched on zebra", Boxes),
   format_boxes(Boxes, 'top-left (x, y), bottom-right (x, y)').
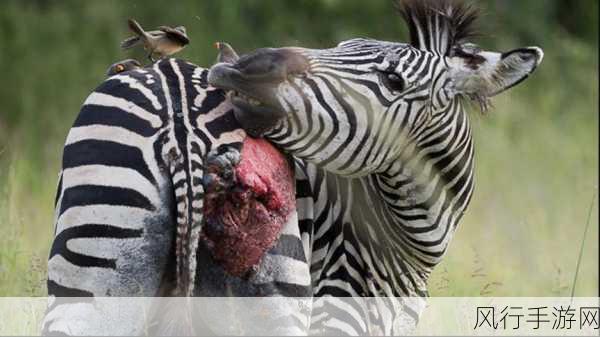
top-left (208, 0), bottom-right (543, 334)
top-left (121, 18), bottom-right (189, 62)
top-left (106, 58), bottom-right (142, 76)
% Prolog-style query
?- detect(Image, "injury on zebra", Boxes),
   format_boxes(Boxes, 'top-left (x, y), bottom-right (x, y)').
top-left (201, 138), bottom-right (296, 278)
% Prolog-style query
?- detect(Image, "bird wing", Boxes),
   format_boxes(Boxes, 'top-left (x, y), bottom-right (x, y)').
top-left (127, 18), bottom-right (146, 37)
top-left (120, 36), bottom-right (141, 49)
top-left (158, 26), bottom-right (190, 45)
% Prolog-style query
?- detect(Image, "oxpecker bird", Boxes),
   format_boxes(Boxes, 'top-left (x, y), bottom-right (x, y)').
top-left (121, 18), bottom-right (189, 62)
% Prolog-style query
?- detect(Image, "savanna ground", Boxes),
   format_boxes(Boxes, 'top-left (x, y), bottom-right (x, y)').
top-left (0, 0), bottom-right (598, 303)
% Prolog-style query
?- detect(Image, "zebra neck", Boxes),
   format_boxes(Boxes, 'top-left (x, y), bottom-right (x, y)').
top-left (369, 104), bottom-right (475, 270)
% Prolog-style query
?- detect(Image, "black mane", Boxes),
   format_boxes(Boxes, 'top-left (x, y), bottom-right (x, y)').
top-left (395, 0), bottom-right (480, 55)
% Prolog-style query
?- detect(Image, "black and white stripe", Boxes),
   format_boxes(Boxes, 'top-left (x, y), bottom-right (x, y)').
top-left (43, 0), bottom-right (543, 334)
top-left (43, 59), bottom-right (311, 335)
top-left (267, 40), bottom-right (474, 300)
top-left (212, 0), bottom-right (540, 334)
top-left (215, 1), bottom-right (496, 334)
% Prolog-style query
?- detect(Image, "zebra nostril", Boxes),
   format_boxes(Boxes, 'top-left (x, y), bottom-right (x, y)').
top-left (232, 47), bottom-right (309, 83)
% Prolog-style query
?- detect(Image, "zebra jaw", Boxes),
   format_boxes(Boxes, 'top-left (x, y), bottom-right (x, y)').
top-left (228, 90), bottom-right (262, 107)
top-left (209, 62), bottom-right (289, 137)
top-left (230, 95), bottom-right (287, 137)
top-left (209, 63), bottom-right (274, 109)
top-left (223, 86), bottom-right (288, 137)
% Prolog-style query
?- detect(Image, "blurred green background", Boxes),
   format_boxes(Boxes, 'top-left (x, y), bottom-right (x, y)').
top-left (0, 0), bottom-right (597, 297)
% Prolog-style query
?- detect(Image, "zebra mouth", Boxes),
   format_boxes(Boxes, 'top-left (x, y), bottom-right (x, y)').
top-left (208, 63), bottom-right (280, 108)
top-left (227, 89), bottom-right (286, 137)
top-left (208, 63), bottom-right (287, 137)
top-left (228, 90), bottom-right (263, 107)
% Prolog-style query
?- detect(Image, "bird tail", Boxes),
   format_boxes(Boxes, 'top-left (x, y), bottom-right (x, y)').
top-left (120, 36), bottom-right (140, 49)
top-left (127, 18), bottom-right (146, 37)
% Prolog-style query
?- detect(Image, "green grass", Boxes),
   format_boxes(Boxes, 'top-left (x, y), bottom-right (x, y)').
top-left (428, 38), bottom-right (599, 296)
top-left (0, 0), bottom-right (597, 300)
top-left (0, 153), bottom-right (53, 297)
top-left (428, 108), bottom-right (599, 296)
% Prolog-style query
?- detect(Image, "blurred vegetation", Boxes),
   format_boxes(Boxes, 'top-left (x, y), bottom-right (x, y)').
top-left (0, 0), bottom-right (597, 297)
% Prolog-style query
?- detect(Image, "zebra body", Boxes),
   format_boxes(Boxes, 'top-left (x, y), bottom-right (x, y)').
top-left (44, 0), bottom-right (544, 334)
top-left (208, 0), bottom-right (543, 334)
top-left (44, 59), bottom-right (311, 335)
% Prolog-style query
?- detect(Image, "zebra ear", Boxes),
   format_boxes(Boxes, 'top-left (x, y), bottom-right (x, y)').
top-left (448, 46), bottom-right (544, 98)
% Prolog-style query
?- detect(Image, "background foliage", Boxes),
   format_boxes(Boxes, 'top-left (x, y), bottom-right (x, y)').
top-left (0, 0), bottom-right (597, 297)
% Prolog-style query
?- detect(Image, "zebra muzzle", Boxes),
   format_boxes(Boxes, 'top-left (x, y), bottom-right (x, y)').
top-left (209, 62), bottom-right (287, 137)
top-left (208, 48), bottom-right (309, 137)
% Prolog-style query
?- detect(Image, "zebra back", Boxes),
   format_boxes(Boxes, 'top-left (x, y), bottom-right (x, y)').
top-left (44, 58), bottom-right (311, 335)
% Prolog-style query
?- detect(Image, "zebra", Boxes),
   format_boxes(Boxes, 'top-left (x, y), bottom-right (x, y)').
top-left (208, 0), bottom-right (543, 334)
top-left (42, 57), bottom-right (312, 335)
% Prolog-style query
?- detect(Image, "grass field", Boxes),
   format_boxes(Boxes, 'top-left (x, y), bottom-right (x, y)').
top-left (0, 1), bottom-right (598, 299)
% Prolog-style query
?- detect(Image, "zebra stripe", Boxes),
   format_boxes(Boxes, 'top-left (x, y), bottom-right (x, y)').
top-left (43, 59), bottom-right (311, 335)
top-left (269, 45), bottom-right (472, 333)
top-left (205, 0), bottom-right (541, 334)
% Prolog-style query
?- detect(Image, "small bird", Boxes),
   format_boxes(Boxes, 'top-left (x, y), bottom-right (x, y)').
top-left (106, 58), bottom-right (142, 77)
top-left (214, 42), bottom-right (239, 64)
top-left (121, 18), bottom-right (190, 62)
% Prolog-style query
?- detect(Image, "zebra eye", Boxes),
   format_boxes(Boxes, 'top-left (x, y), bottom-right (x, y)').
top-left (379, 71), bottom-right (405, 93)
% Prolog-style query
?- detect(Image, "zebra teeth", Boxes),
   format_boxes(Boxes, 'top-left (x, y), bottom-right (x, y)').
top-left (247, 97), bottom-right (261, 106)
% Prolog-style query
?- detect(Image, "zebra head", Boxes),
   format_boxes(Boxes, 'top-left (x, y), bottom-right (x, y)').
top-left (208, 0), bottom-right (543, 176)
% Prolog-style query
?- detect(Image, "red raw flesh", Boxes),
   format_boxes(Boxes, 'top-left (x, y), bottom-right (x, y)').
top-left (202, 138), bottom-right (295, 277)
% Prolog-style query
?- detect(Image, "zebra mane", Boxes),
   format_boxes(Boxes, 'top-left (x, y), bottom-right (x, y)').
top-left (395, 0), bottom-right (480, 55)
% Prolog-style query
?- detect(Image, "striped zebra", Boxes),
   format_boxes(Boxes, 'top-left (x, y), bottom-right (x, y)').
top-left (208, 0), bottom-right (543, 334)
top-left (43, 58), bottom-right (312, 335)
